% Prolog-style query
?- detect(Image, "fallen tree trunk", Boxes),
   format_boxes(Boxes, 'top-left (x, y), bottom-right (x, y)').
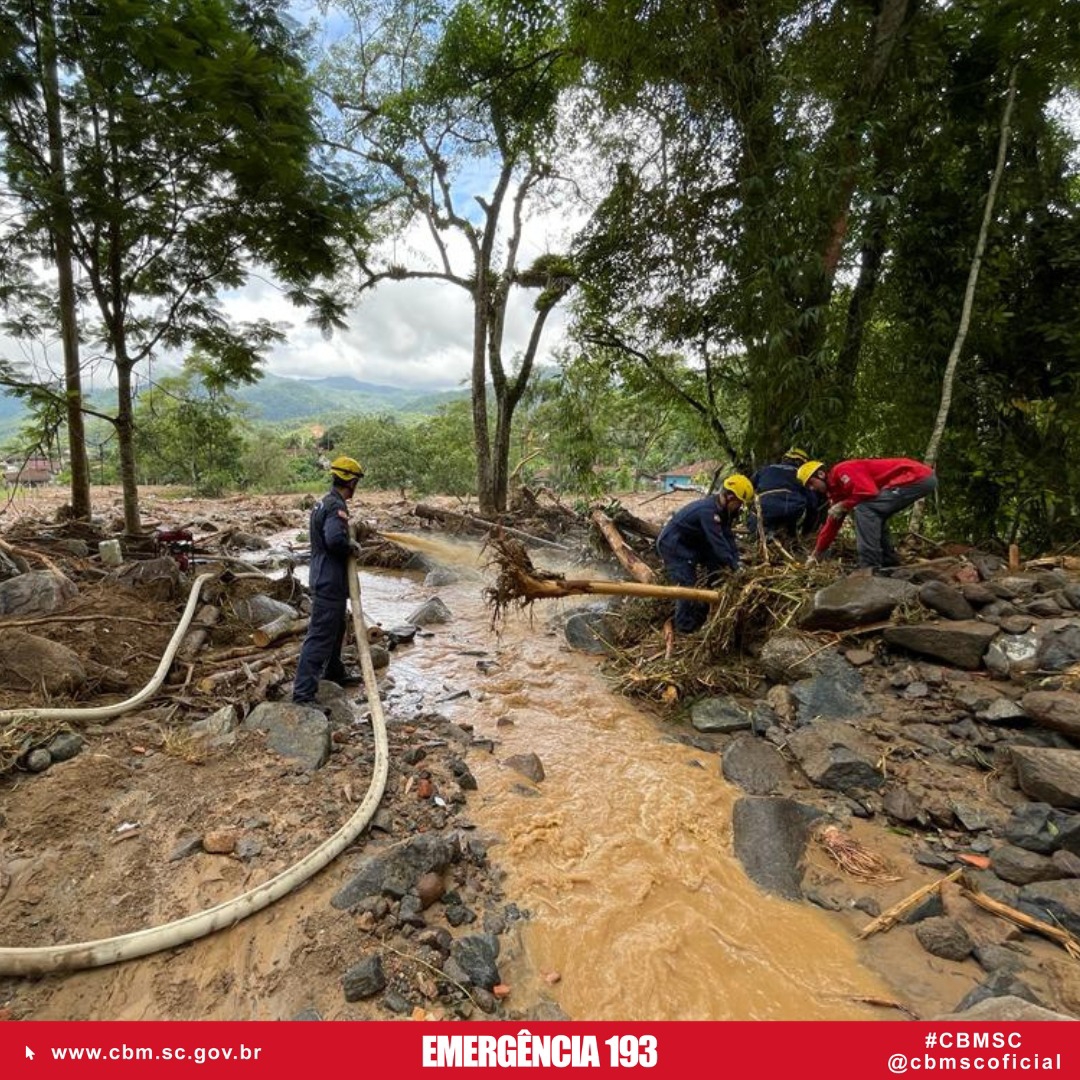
top-left (589, 510), bottom-right (656, 584)
top-left (252, 615), bottom-right (308, 648)
top-left (197, 647), bottom-right (300, 694)
top-left (609, 507), bottom-right (660, 541)
top-left (414, 503), bottom-right (571, 552)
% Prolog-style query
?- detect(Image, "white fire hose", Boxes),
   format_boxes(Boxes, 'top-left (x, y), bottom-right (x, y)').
top-left (0, 560), bottom-right (388, 975)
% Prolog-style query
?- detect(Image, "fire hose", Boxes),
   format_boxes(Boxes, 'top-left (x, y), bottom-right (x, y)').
top-left (0, 559), bottom-right (388, 975)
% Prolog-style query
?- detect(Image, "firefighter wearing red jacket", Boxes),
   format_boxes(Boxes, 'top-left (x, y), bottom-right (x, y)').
top-left (797, 458), bottom-right (937, 569)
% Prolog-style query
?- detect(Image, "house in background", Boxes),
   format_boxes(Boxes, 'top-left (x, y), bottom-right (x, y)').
top-left (657, 459), bottom-right (721, 493)
top-left (3, 455), bottom-right (58, 488)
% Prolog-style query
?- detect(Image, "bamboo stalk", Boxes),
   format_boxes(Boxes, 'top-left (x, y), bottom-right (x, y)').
top-left (857, 869), bottom-right (963, 939)
top-left (959, 885), bottom-right (1080, 961)
top-left (589, 510), bottom-right (656, 584)
top-left (514, 573), bottom-right (722, 605)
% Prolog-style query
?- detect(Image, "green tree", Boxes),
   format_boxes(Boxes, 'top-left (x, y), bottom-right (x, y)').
top-left (0, 0), bottom-right (359, 533)
top-left (319, 0), bottom-right (578, 513)
top-left (133, 360), bottom-right (244, 494)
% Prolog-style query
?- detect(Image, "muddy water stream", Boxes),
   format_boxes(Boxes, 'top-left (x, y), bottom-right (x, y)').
top-left (364, 533), bottom-right (893, 1020)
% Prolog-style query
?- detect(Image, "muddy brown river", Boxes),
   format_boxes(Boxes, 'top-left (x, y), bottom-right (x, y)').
top-left (366, 534), bottom-right (893, 1020)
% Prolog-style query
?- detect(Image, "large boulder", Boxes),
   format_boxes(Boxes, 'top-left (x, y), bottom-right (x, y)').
top-left (242, 702), bottom-right (331, 771)
top-left (786, 722), bottom-right (883, 792)
top-left (798, 575), bottom-right (918, 631)
top-left (112, 555), bottom-right (180, 601)
top-left (1017, 879), bottom-right (1080, 937)
top-left (1021, 690), bottom-right (1080, 743)
top-left (883, 620), bottom-right (999, 670)
top-left (0, 631), bottom-right (86, 694)
top-left (758, 633), bottom-right (845, 683)
top-left (731, 796), bottom-right (823, 900)
top-left (721, 736), bottom-right (791, 795)
top-left (1011, 747), bottom-right (1080, 809)
top-left (919, 580), bottom-right (976, 621)
top-left (0, 569), bottom-right (77, 616)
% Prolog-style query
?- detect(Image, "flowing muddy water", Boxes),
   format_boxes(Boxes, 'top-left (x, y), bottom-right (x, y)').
top-left (365, 532), bottom-right (893, 1020)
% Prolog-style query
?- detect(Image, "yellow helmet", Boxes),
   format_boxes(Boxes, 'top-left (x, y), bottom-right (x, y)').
top-left (329, 455), bottom-right (364, 482)
top-left (783, 447), bottom-right (810, 464)
top-left (721, 474), bottom-right (754, 504)
top-left (797, 460), bottom-right (825, 486)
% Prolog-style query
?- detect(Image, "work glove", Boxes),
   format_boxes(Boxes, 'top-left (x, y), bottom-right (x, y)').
top-left (347, 539), bottom-right (364, 560)
top-left (827, 503), bottom-right (847, 520)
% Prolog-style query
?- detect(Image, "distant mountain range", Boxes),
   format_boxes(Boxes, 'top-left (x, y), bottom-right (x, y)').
top-left (0, 373), bottom-right (467, 441)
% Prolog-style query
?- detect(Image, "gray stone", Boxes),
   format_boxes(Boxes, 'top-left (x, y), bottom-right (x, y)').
top-left (332, 834), bottom-right (456, 909)
top-left (970, 553), bottom-right (1006, 580)
top-left (721, 736), bottom-right (791, 795)
top-left (978, 698), bottom-right (1028, 724)
top-left (883, 620), bottom-right (999, 670)
top-left (243, 703), bottom-right (331, 771)
top-left (798, 575), bottom-right (918, 631)
top-left (903, 724), bottom-right (954, 755)
top-left (786, 723), bottom-right (883, 792)
top-left (230, 594), bottom-right (298, 626)
top-left (953, 970), bottom-right (1042, 1013)
top-left (790, 670), bottom-right (867, 726)
top-left (883, 786), bottom-right (923, 824)
top-left (45, 731), bottom-right (84, 762)
top-left (915, 916), bottom-right (973, 961)
top-left (691, 697), bottom-right (751, 734)
top-left (731, 796), bottom-right (823, 900)
top-left (112, 555), bottom-right (181, 600)
top-left (54, 538), bottom-right (90, 557)
top-left (758, 634), bottom-right (844, 682)
top-left (990, 845), bottom-right (1063, 886)
top-left (999, 614), bottom-right (1036, 634)
top-left (503, 752), bottom-right (545, 783)
top-left (450, 934), bottom-right (501, 990)
top-left (1064, 584), bottom-right (1080, 610)
top-left (939, 996), bottom-right (1071, 1021)
top-left (564, 611), bottom-right (617, 655)
top-left (951, 802), bottom-right (995, 832)
top-left (341, 955), bottom-right (386, 1001)
top-left (960, 582), bottom-right (998, 606)
top-left (984, 630), bottom-right (1040, 677)
top-left (1052, 849), bottom-right (1080, 877)
top-left (0, 631), bottom-right (86, 695)
top-left (1012, 747), bottom-right (1080, 808)
top-left (1038, 624), bottom-right (1080, 672)
top-left (1027, 598), bottom-right (1064, 618)
top-left (919, 580), bottom-right (976, 621)
top-left (901, 891), bottom-right (945, 924)
top-left (25, 748), bottom-right (52, 772)
top-left (996, 576), bottom-right (1040, 599)
top-left (1022, 691), bottom-right (1080, 742)
top-left (190, 705), bottom-right (239, 739)
top-left (407, 596), bottom-right (453, 626)
top-left (423, 567), bottom-right (460, 587)
top-left (973, 945), bottom-right (1027, 974)
top-left (0, 569), bottom-right (77, 616)
top-left (1017, 879), bottom-right (1080, 936)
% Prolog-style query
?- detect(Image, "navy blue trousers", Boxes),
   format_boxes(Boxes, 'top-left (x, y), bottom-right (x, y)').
top-left (292, 593), bottom-right (347, 703)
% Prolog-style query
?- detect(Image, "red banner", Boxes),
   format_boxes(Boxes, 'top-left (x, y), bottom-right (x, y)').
top-left (2, 1020), bottom-right (1076, 1078)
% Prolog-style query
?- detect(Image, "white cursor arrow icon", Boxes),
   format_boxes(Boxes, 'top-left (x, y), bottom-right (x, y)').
top-left (25, 1047), bottom-right (35, 1060)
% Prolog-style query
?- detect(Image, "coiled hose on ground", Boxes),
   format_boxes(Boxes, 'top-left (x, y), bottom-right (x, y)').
top-left (0, 560), bottom-right (388, 975)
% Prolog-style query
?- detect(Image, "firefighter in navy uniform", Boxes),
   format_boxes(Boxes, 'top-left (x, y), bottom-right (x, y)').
top-left (292, 456), bottom-right (365, 706)
top-left (656, 474), bottom-right (754, 634)
top-left (746, 447), bottom-right (824, 541)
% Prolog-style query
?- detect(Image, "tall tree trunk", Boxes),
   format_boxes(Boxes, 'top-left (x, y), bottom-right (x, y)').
top-left (41, 0), bottom-right (91, 519)
top-left (471, 280), bottom-right (495, 514)
top-left (115, 359), bottom-right (140, 535)
top-left (910, 66), bottom-right (1018, 534)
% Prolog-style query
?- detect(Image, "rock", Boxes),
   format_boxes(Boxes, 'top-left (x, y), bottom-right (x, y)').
top-left (789, 669), bottom-right (867, 726)
top-left (883, 620), bottom-right (999, 670)
top-left (342, 955), bottom-right (386, 1001)
top-left (1027, 598), bottom-right (1064, 618)
top-left (999, 614), bottom-right (1036, 634)
top-left (1038, 624), bottom-right (1080, 672)
top-left (450, 934), bottom-right (501, 990)
top-left (0, 569), bottom-right (77, 616)
top-left (243, 703), bottom-right (331, 771)
top-left (960, 582), bottom-right (998, 606)
top-left (564, 611), bottom-right (617, 655)
top-left (977, 698), bottom-right (1028, 724)
top-left (731, 796), bottom-right (823, 900)
top-left (785, 723), bottom-right (883, 792)
top-left (1064, 584), bottom-right (1080, 610)
top-left (721, 736), bottom-right (791, 795)
top-left (690, 696), bottom-right (751, 734)
top-left (882, 786), bottom-right (924, 824)
top-left (1017, 879), bottom-right (1080, 936)
top-left (844, 648), bottom-right (875, 667)
top-left (973, 945), bottom-right (1026, 974)
top-left (45, 731), bottom-right (84, 762)
top-left (938, 996), bottom-right (1071, 1021)
top-left (1002, 807), bottom-right (1080, 855)
top-left (0, 630), bottom-right (87, 695)
top-left (54, 538), bottom-right (90, 557)
top-left (202, 830), bottom-right (237, 854)
top-left (415, 872), bottom-right (445, 909)
top-left (758, 633), bottom-right (843, 682)
top-left (25, 748), bottom-right (52, 772)
top-left (1011, 747), bottom-right (1080, 808)
top-left (915, 916), bottom-right (973, 961)
top-left (798, 574), bottom-right (918, 631)
top-left (951, 802), bottom-right (996, 832)
top-left (919, 580), bottom-right (976, 621)
top-left (230, 594), bottom-right (298, 625)
top-left (953, 970), bottom-right (1042, 1013)
top-left (990, 845), bottom-right (1063, 886)
top-left (407, 597), bottom-right (453, 626)
top-left (190, 705), bottom-right (239, 739)
top-left (112, 556), bottom-right (181, 601)
top-left (1022, 691), bottom-right (1080, 742)
top-left (332, 834), bottom-right (456, 909)
top-left (423, 567), bottom-right (460, 587)
top-left (1052, 849), bottom-right (1080, 877)
top-left (503, 752), bottom-right (545, 783)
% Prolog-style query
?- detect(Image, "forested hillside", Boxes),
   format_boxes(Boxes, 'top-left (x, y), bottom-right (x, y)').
top-left (0, 0), bottom-right (1077, 548)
